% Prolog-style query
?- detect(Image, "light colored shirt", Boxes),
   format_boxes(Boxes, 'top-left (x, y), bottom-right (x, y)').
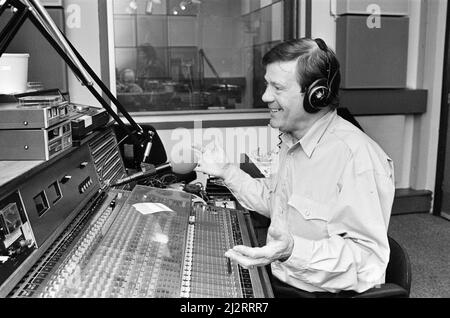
top-left (223, 109), bottom-right (395, 293)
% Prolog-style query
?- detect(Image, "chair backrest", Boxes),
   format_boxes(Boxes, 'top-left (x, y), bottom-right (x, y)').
top-left (351, 235), bottom-right (412, 298)
top-left (336, 107), bottom-right (364, 132)
top-left (386, 235), bottom-right (412, 295)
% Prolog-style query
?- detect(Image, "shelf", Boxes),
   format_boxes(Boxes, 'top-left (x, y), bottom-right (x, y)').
top-left (340, 89), bottom-right (427, 116)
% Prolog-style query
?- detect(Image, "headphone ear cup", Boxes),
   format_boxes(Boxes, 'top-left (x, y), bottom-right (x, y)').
top-left (303, 78), bottom-right (329, 113)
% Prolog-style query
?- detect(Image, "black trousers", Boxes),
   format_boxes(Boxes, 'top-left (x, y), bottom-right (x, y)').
top-left (266, 266), bottom-right (358, 298)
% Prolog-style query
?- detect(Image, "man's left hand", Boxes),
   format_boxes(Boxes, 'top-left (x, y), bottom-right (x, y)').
top-left (224, 227), bottom-right (294, 269)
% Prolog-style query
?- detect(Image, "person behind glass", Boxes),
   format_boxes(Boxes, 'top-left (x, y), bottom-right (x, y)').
top-left (117, 68), bottom-right (143, 93)
top-left (136, 43), bottom-right (166, 89)
top-left (193, 38), bottom-right (395, 297)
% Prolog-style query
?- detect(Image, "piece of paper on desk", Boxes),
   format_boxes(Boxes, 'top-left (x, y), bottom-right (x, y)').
top-left (133, 202), bottom-right (175, 215)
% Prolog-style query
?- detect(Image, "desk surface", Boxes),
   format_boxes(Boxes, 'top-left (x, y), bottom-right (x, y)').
top-left (0, 161), bottom-right (43, 188)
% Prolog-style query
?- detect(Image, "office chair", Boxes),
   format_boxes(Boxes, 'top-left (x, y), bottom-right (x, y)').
top-left (336, 109), bottom-right (414, 298)
top-left (337, 107), bottom-right (364, 132)
top-left (352, 236), bottom-right (412, 298)
top-left (268, 235), bottom-right (412, 298)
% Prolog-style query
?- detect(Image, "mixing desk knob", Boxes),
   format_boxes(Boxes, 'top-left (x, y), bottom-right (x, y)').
top-left (45, 286), bottom-right (57, 298)
top-left (19, 239), bottom-right (32, 247)
top-left (100, 288), bottom-right (109, 298)
top-left (59, 269), bottom-right (69, 279)
top-left (54, 277), bottom-right (64, 289)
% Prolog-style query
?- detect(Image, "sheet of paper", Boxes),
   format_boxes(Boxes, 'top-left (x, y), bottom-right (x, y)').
top-left (132, 202), bottom-right (175, 215)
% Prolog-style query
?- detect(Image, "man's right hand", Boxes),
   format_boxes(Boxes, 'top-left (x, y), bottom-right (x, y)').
top-left (192, 140), bottom-right (231, 178)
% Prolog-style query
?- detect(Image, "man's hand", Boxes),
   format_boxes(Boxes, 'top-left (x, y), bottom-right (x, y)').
top-left (224, 226), bottom-right (294, 269)
top-left (192, 139), bottom-right (231, 178)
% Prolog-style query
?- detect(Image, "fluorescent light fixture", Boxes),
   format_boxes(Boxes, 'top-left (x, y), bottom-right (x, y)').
top-left (145, 0), bottom-right (153, 14)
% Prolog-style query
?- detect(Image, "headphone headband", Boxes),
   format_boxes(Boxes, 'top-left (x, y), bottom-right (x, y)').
top-left (314, 38), bottom-right (328, 51)
top-left (314, 38), bottom-right (332, 86)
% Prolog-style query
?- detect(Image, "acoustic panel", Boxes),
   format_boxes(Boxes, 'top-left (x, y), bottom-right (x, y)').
top-left (336, 16), bottom-right (409, 89)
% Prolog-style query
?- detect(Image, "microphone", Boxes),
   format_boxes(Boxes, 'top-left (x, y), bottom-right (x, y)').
top-left (141, 130), bottom-right (155, 164)
top-left (170, 147), bottom-right (198, 174)
top-left (171, 161), bottom-right (198, 174)
top-left (111, 152), bottom-right (198, 187)
top-left (142, 139), bottom-right (153, 163)
top-left (111, 162), bottom-right (171, 186)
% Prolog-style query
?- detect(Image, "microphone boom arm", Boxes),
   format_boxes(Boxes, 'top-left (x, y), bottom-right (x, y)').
top-left (0, 0), bottom-right (153, 153)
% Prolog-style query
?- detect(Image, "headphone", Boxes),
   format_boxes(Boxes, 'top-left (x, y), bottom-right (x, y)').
top-left (303, 38), bottom-right (339, 114)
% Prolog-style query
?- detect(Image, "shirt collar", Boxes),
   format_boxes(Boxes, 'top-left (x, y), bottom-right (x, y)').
top-left (281, 110), bottom-right (337, 158)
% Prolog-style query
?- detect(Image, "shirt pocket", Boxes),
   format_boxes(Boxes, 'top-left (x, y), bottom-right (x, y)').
top-left (287, 194), bottom-right (331, 222)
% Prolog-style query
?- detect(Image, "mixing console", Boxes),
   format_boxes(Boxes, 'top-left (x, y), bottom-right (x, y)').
top-left (8, 185), bottom-right (272, 298)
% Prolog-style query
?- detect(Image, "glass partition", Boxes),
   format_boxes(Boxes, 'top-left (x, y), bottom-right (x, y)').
top-left (112, 0), bottom-right (290, 113)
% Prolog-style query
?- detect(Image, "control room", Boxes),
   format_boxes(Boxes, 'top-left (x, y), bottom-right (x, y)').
top-left (0, 0), bottom-right (449, 301)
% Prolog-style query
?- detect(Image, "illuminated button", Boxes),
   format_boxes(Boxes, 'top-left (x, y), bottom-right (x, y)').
top-left (79, 162), bottom-right (88, 169)
top-left (60, 175), bottom-right (72, 184)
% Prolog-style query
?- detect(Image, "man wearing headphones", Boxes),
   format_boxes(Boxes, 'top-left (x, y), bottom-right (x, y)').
top-left (194, 38), bottom-right (395, 297)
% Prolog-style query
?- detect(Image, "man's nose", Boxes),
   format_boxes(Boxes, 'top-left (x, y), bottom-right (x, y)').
top-left (262, 87), bottom-right (274, 103)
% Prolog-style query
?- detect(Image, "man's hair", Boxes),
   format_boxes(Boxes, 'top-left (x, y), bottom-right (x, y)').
top-left (262, 38), bottom-right (341, 109)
